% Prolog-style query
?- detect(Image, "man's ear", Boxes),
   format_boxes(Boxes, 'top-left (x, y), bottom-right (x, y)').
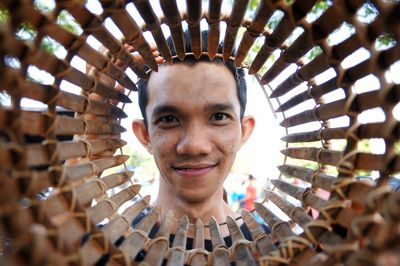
top-left (240, 115), bottom-right (255, 147)
top-left (132, 119), bottom-right (153, 154)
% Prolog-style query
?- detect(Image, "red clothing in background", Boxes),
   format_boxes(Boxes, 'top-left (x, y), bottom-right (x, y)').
top-left (244, 184), bottom-right (256, 211)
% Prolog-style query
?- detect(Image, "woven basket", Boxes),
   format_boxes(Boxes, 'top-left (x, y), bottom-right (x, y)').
top-left (0, 0), bottom-right (399, 265)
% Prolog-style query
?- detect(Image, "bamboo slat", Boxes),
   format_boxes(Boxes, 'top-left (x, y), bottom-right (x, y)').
top-left (278, 44), bottom-right (398, 112)
top-left (270, 180), bottom-right (327, 210)
top-left (234, 0), bottom-right (274, 66)
top-left (133, 0), bottom-right (173, 63)
top-left (79, 232), bottom-right (122, 265)
top-left (265, 190), bottom-right (312, 227)
top-left (4, 0), bottom-right (143, 84)
top-left (0, 110), bottom-right (126, 137)
top-left (65, 155), bottom-right (129, 183)
top-left (264, 190), bottom-right (343, 246)
top-left (117, 207), bottom-right (159, 261)
top-left (141, 210), bottom-right (174, 265)
top-left (269, 54), bottom-right (329, 97)
top-left (7, 170), bottom-right (58, 196)
top-left (265, 191), bottom-right (342, 245)
top-left (160, 0), bottom-right (186, 60)
top-left (1, 31), bottom-right (134, 101)
top-left (343, 60), bottom-right (374, 85)
top-left (86, 185), bottom-right (142, 224)
top-left (74, 171), bottom-right (134, 208)
top-left (24, 139), bottom-right (126, 166)
top-left (278, 164), bottom-right (336, 191)
top-left (190, 219), bottom-right (207, 266)
top-left (207, 0), bottom-right (222, 59)
top-left (58, 1), bottom-right (157, 73)
top-left (284, 148), bottom-right (397, 172)
top-left (2, 67), bottom-right (129, 117)
top-left (248, 13), bottom-right (294, 74)
top-left (280, 89), bottom-right (385, 127)
top-left (260, 31), bottom-right (313, 83)
top-left (226, 215), bottom-right (257, 266)
top-left (331, 34), bottom-right (364, 62)
top-left (101, 196), bottom-right (150, 244)
top-left (282, 127), bottom-right (346, 143)
top-left (290, 0), bottom-right (319, 22)
top-left (98, 0), bottom-right (157, 74)
top-left (167, 215), bottom-right (189, 266)
top-left (186, 0), bottom-right (202, 59)
top-left (37, 194), bottom-right (105, 256)
top-left (281, 147), bottom-right (342, 166)
top-left (254, 202), bottom-right (295, 242)
top-left (310, 4), bottom-right (345, 41)
top-left (276, 77), bottom-right (338, 112)
top-left (1, 1), bottom-right (400, 265)
top-left (257, 0), bottom-right (318, 79)
top-left (223, 0), bottom-right (249, 62)
top-left (241, 209), bottom-right (275, 256)
top-left (208, 216), bottom-right (230, 265)
top-left (282, 122), bottom-right (400, 142)
top-left (377, 43), bottom-right (400, 69)
top-left (261, 0), bottom-right (364, 83)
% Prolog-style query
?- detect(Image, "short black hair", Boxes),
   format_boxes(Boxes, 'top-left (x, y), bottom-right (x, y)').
top-left (137, 30), bottom-right (247, 126)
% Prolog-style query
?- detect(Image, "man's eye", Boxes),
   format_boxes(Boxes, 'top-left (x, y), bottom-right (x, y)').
top-left (159, 115), bottom-right (178, 123)
top-left (211, 113), bottom-right (228, 121)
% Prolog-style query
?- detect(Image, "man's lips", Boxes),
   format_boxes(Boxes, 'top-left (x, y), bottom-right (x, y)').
top-left (172, 164), bottom-right (217, 177)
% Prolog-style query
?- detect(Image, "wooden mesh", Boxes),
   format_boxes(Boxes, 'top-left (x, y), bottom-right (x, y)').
top-left (0, 0), bottom-right (399, 265)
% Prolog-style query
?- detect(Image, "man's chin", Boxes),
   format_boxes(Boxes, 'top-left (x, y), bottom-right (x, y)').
top-left (177, 190), bottom-right (212, 204)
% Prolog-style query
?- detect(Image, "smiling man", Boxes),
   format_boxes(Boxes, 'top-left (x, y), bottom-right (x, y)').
top-left (132, 60), bottom-right (255, 227)
top-left (128, 31), bottom-right (257, 238)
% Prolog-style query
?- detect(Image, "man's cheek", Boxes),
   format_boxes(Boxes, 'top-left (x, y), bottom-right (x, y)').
top-left (219, 136), bottom-right (239, 153)
top-left (153, 139), bottom-right (172, 161)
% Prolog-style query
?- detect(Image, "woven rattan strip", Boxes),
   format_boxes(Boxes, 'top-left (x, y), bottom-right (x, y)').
top-left (0, 0), bottom-right (399, 265)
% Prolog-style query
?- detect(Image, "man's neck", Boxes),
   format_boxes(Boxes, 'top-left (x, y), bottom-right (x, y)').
top-left (153, 178), bottom-right (239, 238)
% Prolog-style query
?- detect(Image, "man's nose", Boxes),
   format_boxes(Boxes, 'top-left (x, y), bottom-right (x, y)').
top-left (176, 124), bottom-right (213, 156)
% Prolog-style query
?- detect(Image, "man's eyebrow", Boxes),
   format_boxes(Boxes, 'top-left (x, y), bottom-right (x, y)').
top-left (151, 105), bottom-right (181, 118)
top-left (204, 103), bottom-right (235, 112)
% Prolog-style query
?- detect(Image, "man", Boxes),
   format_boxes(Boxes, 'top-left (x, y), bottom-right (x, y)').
top-left (91, 32), bottom-right (261, 249)
top-left (128, 31), bottom-right (255, 237)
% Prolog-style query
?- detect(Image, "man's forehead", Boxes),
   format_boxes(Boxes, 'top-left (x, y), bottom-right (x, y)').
top-left (145, 62), bottom-right (240, 112)
top-left (147, 62), bottom-right (235, 86)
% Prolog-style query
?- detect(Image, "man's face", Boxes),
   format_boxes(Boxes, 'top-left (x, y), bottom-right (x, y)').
top-left (133, 62), bottom-right (254, 203)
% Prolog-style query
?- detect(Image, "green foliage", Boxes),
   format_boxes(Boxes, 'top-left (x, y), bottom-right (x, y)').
top-left (124, 146), bottom-right (158, 181)
top-left (16, 22), bottom-right (37, 41)
top-left (376, 33), bottom-right (396, 50)
top-left (357, 2), bottom-right (378, 23)
top-left (248, 0), bottom-right (258, 12)
top-left (357, 139), bottom-right (371, 153)
top-left (305, 46), bottom-right (323, 61)
top-left (128, 150), bottom-right (153, 168)
top-left (306, 0), bottom-right (331, 22)
top-left (34, 0), bottom-right (54, 13)
top-left (39, 37), bottom-right (58, 54)
top-left (267, 10), bottom-right (284, 32)
top-left (0, 8), bottom-right (9, 23)
top-left (395, 141), bottom-right (400, 154)
top-left (57, 10), bottom-right (82, 35)
top-left (353, 139), bottom-right (373, 177)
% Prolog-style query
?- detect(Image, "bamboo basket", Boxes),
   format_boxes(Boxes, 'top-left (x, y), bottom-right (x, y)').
top-left (0, 0), bottom-right (399, 265)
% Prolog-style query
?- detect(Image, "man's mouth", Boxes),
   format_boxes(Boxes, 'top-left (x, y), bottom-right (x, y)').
top-left (172, 164), bottom-right (217, 177)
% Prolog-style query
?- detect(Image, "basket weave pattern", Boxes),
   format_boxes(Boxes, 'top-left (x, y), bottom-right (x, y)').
top-left (0, 0), bottom-right (399, 265)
